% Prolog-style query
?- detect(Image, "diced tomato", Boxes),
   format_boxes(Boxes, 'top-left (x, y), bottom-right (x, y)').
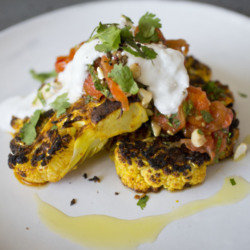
top-left (187, 86), bottom-right (210, 112)
top-left (83, 74), bottom-right (103, 100)
top-left (55, 42), bottom-right (84, 73)
top-left (155, 28), bottom-right (167, 44)
top-left (153, 105), bottom-right (186, 134)
top-left (206, 101), bottom-right (233, 132)
top-left (181, 135), bottom-right (216, 160)
top-left (100, 56), bottom-right (129, 111)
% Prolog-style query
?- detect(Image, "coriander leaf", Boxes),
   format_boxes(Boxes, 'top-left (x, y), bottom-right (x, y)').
top-left (213, 133), bottom-right (222, 163)
top-left (201, 110), bottom-right (214, 123)
top-left (137, 195), bottom-right (149, 210)
top-left (230, 178), bottom-right (236, 186)
top-left (108, 64), bottom-right (139, 94)
top-left (94, 82), bottom-right (111, 97)
top-left (238, 92), bottom-right (247, 98)
top-left (197, 129), bottom-right (204, 135)
top-left (123, 46), bottom-right (141, 57)
top-left (88, 65), bottom-right (111, 97)
top-left (94, 24), bottom-right (121, 52)
top-left (37, 90), bottom-right (46, 106)
top-left (141, 46), bottom-right (157, 59)
top-left (135, 12), bottom-right (162, 43)
top-left (30, 69), bottom-right (57, 83)
top-left (123, 44), bottom-right (157, 60)
top-left (20, 110), bottom-right (42, 145)
top-left (182, 100), bottom-right (194, 117)
top-left (121, 14), bottom-right (133, 24)
top-left (50, 93), bottom-right (70, 117)
top-left (120, 27), bottom-right (134, 42)
top-left (227, 132), bottom-right (232, 144)
top-left (167, 113), bottom-right (180, 128)
top-left (120, 26), bottom-right (157, 60)
top-left (202, 81), bottom-right (225, 101)
top-left (85, 95), bottom-right (94, 104)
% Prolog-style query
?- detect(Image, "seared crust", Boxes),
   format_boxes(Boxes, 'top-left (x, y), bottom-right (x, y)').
top-left (91, 96), bottom-right (140, 124)
top-left (8, 97), bottom-right (148, 184)
top-left (114, 137), bottom-right (209, 192)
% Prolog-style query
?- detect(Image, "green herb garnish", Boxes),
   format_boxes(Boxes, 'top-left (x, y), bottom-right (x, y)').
top-left (182, 100), bottom-right (194, 117)
top-left (88, 65), bottom-right (110, 97)
top-left (135, 12), bottom-right (162, 43)
top-left (93, 23), bottom-right (121, 52)
top-left (230, 178), bottom-right (236, 186)
top-left (123, 44), bottom-right (157, 59)
top-left (238, 92), bottom-right (247, 98)
top-left (227, 132), bottom-right (232, 144)
top-left (121, 14), bottom-right (134, 24)
top-left (197, 129), bottom-right (204, 135)
top-left (137, 195), bottom-right (149, 210)
top-left (120, 27), bottom-right (158, 59)
top-left (37, 90), bottom-right (46, 106)
top-left (202, 81), bottom-right (225, 101)
top-left (85, 95), bottom-right (94, 104)
top-left (89, 13), bottom-right (159, 60)
top-left (167, 114), bottom-right (180, 128)
top-left (30, 69), bottom-right (57, 83)
top-left (109, 64), bottom-right (139, 94)
top-left (50, 93), bottom-right (70, 117)
top-left (20, 110), bottom-right (42, 145)
top-left (213, 133), bottom-right (222, 163)
top-left (201, 110), bottom-right (214, 123)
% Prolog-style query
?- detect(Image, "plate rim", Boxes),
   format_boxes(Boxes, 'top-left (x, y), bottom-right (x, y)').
top-left (0, 0), bottom-right (250, 39)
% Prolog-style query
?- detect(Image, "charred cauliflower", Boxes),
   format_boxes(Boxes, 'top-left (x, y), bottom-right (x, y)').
top-left (9, 97), bottom-right (147, 184)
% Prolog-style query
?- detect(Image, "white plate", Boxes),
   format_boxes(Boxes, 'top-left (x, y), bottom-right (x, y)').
top-left (0, 1), bottom-right (250, 249)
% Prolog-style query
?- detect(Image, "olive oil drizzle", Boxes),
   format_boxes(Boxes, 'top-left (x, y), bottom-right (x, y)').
top-left (36, 176), bottom-right (250, 249)
top-left (243, 134), bottom-right (250, 145)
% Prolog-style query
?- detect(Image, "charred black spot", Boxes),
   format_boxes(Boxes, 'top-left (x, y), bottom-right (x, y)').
top-left (91, 96), bottom-right (140, 124)
top-left (62, 115), bottom-right (83, 128)
top-left (91, 99), bottom-right (121, 124)
top-left (42, 109), bottom-right (54, 119)
top-left (48, 135), bottom-right (62, 155)
top-left (10, 116), bottom-right (18, 127)
top-left (18, 170), bottom-right (27, 177)
top-left (8, 153), bottom-right (28, 169)
top-left (88, 176), bottom-right (101, 182)
top-left (62, 134), bottom-right (72, 146)
top-left (118, 137), bottom-right (209, 174)
top-left (70, 199), bottom-right (77, 206)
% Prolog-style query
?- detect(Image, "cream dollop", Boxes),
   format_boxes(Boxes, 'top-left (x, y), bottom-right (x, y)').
top-left (0, 40), bottom-right (104, 131)
top-left (0, 39), bottom-right (189, 132)
top-left (124, 43), bottom-right (189, 115)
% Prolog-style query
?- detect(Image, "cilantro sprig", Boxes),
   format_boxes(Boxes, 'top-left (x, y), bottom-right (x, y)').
top-left (91, 23), bottom-right (121, 52)
top-left (201, 110), bottom-right (214, 123)
top-left (89, 13), bottom-right (160, 60)
top-left (137, 195), bottom-right (149, 210)
top-left (238, 92), bottom-right (247, 98)
top-left (182, 100), bottom-right (194, 117)
top-left (108, 64), bottom-right (139, 94)
top-left (20, 110), bottom-right (42, 145)
top-left (30, 69), bottom-right (57, 83)
top-left (120, 26), bottom-right (158, 59)
top-left (50, 93), bottom-right (71, 117)
top-left (230, 178), bottom-right (236, 186)
top-left (135, 12), bottom-right (162, 43)
top-left (166, 113), bottom-right (180, 128)
top-left (202, 81), bottom-right (225, 101)
top-left (88, 65), bottom-right (111, 97)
